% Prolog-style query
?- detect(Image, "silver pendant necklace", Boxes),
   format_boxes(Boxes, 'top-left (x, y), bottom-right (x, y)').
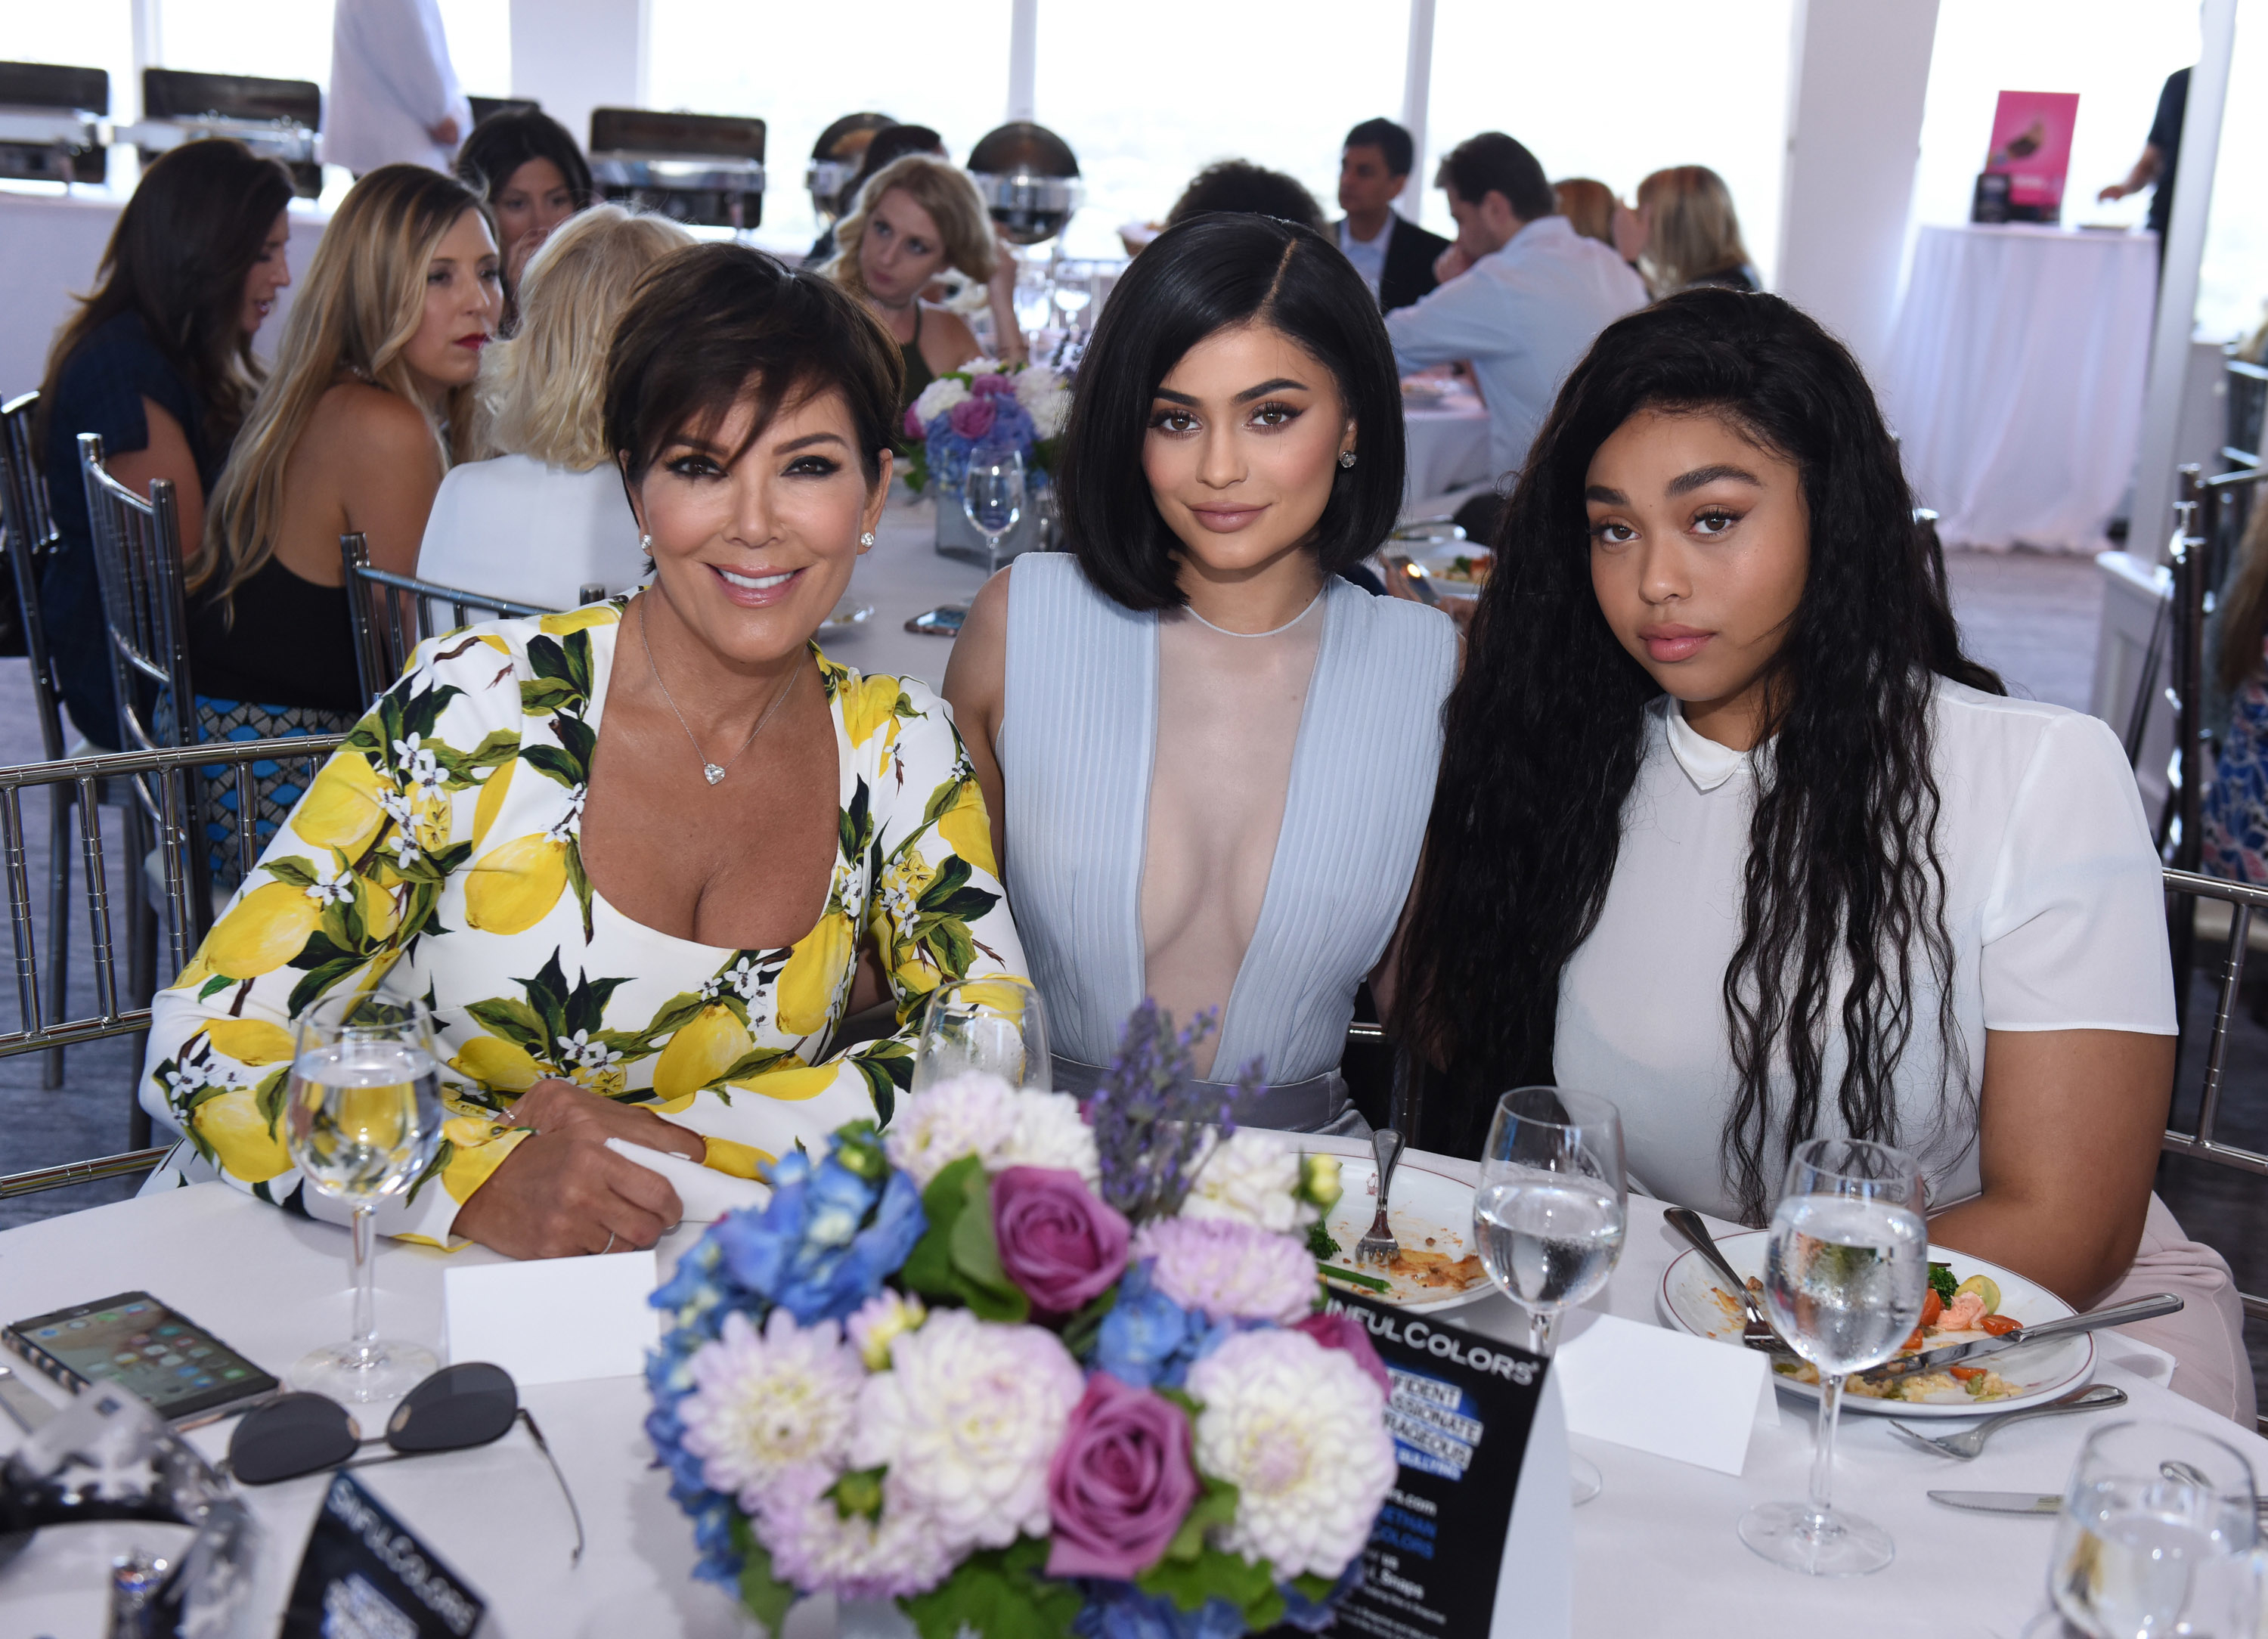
top-left (638, 596), bottom-right (799, 785)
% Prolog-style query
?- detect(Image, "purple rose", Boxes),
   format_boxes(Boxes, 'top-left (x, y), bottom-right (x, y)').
top-left (947, 396), bottom-right (998, 441)
top-left (903, 404), bottom-right (928, 441)
top-left (1046, 1371), bottom-right (1199, 1580)
top-left (993, 1166), bottom-right (1129, 1315)
top-left (971, 373), bottom-right (1017, 399)
top-left (1294, 1312), bottom-right (1391, 1398)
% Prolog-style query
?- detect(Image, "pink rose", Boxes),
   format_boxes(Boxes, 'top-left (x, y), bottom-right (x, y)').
top-left (1046, 1371), bottom-right (1199, 1580)
top-left (903, 404), bottom-right (928, 441)
top-left (947, 396), bottom-right (998, 441)
top-left (971, 373), bottom-right (1017, 399)
top-left (1295, 1312), bottom-right (1392, 1399)
top-left (993, 1167), bottom-right (1129, 1316)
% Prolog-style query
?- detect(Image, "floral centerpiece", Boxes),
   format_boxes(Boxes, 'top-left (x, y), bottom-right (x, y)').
top-left (901, 358), bottom-right (1072, 499)
top-left (645, 1004), bottom-right (1393, 1639)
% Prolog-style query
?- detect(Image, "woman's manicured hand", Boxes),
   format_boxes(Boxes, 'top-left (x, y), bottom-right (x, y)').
top-left (450, 1120), bottom-right (686, 1259)
top-left (505, 1077), bottom-right (708, 1163)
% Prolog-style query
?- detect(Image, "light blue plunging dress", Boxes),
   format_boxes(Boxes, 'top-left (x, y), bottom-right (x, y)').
top-left (998, 553), bottom-right (1456, 1130)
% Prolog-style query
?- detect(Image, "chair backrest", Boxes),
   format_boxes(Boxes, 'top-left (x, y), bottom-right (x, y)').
top-left (0, 733), bottom-right (346, 1198)
top-left (339, 531), bottom-right (558, 704)
top-left (78, 430), bottom-right (195, 757)
top-left (2160, 869), bottom-right (2268, 1360)
top-left (0, 390), bottom-right (67, 762)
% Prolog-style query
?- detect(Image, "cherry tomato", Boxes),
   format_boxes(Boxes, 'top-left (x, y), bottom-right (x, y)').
top-left (1978, 1313), bottom-right (2022, 1337)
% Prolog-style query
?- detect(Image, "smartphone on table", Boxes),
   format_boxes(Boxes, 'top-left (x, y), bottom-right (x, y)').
top-left (6, 1290), bottom-right (280, 1422)
top-left (906, 605), bottom-right (966, 637)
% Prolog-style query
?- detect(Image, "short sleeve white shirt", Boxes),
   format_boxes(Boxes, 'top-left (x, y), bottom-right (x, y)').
top-left (1553, 681), bottom-right (2175, 1221)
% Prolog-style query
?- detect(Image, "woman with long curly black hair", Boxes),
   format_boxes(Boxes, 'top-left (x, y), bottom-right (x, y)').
top-left (1397, 289), bottom-right (2253, 1420)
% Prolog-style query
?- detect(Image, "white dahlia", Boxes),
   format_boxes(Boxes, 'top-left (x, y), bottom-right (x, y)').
top-left (997, 1089), bottom-right (1101, 1187)
top-left (1180, 1127), bottom-right (1315, 1235)
top-left (909, 376), bottom-right (971, 426)
top-left (1012, 364), bottom-right (1062, 403)
top-left (676, 1309), bottom-right (864, 1510)
top-left (850, 1309), bottom-right (1084, 1554)
top-left (755, 1464), bottom-right (958, 1602)
top-left (1026, 389), bottom-right (1073, 440)
top-left (884, 1070), bottom-right (1020, 1188)
top-left (1183, 1328), bottom-right (1396, 1579)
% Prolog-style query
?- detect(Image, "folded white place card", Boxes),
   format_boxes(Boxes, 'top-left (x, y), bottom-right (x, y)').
top-left (605, 1138), bottom-right (770, 1222)
top-left (443, 1249), bottom-right (659, 1386)
top-left (1552, 1312), bottom-right (1777, 1476)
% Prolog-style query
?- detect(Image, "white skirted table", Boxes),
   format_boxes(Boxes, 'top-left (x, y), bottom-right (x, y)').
top-left (2, 1129), bottom-right (2255, 1637)
top-left (1880, 223), bottom-right (2157, 553)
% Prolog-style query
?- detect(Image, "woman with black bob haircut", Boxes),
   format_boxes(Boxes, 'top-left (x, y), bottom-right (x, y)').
top-left (947, 212), bottom-right (1455, 1132)
top-left (456, 106), bottom-right (593, 330)
top-left (140, 241), bottom-right (1025, 1260)
top-left (1396, 288), bottom-right (2251, 1420)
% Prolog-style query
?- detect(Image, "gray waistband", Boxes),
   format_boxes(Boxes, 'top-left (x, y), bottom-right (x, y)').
top-left (1051, 1055), bottom-right (1365, 1136)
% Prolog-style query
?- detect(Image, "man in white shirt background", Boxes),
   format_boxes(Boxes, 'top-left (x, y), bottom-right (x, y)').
top-left (1385, 132), bottom-right (1648, 485)
top-left (1332, 118), bottom-right (1450, 315)
top-left (325, 0), bottom-right (473, 178)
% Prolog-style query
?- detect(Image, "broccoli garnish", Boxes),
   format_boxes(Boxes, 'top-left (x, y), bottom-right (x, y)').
top-left (1308, 1219), bottom-right (1341, 1260)
top-left (1928, 1262), bottom-right (1958, 1303)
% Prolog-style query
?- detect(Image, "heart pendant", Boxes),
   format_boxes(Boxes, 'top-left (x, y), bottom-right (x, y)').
top-left (702, 764), bottom-right (726, 785)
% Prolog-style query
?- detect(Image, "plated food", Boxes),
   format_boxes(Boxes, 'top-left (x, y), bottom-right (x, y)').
top-left (1659, 1230), bottom-right (2095, 1419)
top-left (1394, 538), bottom-right (1494, 597)
top-left (1315, 1157), bottom-right (1494, 1312)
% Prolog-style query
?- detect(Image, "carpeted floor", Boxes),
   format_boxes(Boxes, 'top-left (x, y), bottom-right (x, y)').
top-left (5, 547), bottom-right (2262, 1396)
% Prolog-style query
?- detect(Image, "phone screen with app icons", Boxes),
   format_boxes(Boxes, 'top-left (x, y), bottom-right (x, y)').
top-left (8, 1291), bottom-right (280, 1419)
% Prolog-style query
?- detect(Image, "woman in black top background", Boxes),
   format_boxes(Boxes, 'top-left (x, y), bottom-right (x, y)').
top-left (33, 138), bottom-right (295, 747)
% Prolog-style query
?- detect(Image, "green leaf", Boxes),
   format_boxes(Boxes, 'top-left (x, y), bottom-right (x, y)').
top-left (1058, 1284), bottom-right (1118, 1359)
top-left (727, 1514), bottom-right (798, 1637)
top-left (461, 727), bottom-right (522, 771)
top-left (553, 712), bottom-right (597, 777)
top-left (398, 682), bottom-right (464, 741)
top-left (916, 853), bottom-right (974, 907)
top-left (526, 633), bottom-right (572, 683)
top-left (285, 956), bottom-right (366, 1018)
top-left (261, 855), bottom-right (320, 890)
top-left (197, 973), bottom-right (234, 1001)
top-left (518, 743), bottom-right (583, 789)
top-left (1159, 1473), bottom-right (1238, 1566)
top-left (565, 838), bottom-right (594, 943)
top-left (1290, 1571), bottom-right (1338, 1604)
top-left (253, 1067), bottom-right (290, 1137)
top-left (464, 996), bottom-right (550, 1050)
top-left (925, 886), bottom-right (1002, 925)
top-left (519, 677), bottom-right (579, 716)
top-left (561, 629), bottom-right (593, 697)
top-left (1136, 1538), bottom-right (1278, 1626)
top-left (404, 1138), bottom-right (452, 1206)
top-left (900, 1537), bottom-right (1080, 1639)
top-left (900, 1154), bottom-right (1026, 1319)
top-left (854, 1052), bottom-right (899, 1129)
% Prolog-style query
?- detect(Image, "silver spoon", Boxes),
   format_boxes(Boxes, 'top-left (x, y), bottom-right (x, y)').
top-left (1887, 1382), bottom-right (2127, 1460)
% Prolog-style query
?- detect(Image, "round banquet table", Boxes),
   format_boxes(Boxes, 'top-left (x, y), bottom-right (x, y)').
top-left (1402, 389), bottom-right (1494, 507)
top-left (1879, 222), bottom-right (2157, 553)
top-left (2, 1129), bottom-right (2256, 1638)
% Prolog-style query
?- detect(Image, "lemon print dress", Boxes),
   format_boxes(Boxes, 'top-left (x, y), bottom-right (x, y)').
top-left (138, 599), bottom-right (1023, 1245)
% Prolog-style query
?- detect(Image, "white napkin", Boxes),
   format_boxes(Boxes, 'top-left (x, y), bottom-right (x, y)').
top-left (606, 1138), bottom-right (770, 1222)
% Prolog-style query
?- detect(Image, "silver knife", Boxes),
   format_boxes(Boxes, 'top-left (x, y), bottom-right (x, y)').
top-left (1860, 1292), bottom-right (2183, 1384)
top-left (1928, 1489), bottom-right (2062, 1516)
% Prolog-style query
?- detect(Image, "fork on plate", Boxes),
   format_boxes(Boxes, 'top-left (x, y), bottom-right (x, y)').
top-left (1355, 1127), bottom-right (1405, 1266)
top-left (1886, 1383), bottom-right (2127, 1459)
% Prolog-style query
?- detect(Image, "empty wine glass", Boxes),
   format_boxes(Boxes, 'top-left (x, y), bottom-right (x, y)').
top-left (912, 976), bottom-right (1051, 1094)
top-left (284, 989), bottom-right (447, 1402)
top-left (1473, 1085), bottom-right (1628, 1504)
top-left (1739, 1137), bottom-right (1928, 1576)
top-left (2044, 1419), bottom-right (2260, 1637)
top-left (1052, 278), bottom-right (1092, 332)
top-left (962, 441), bottom-right (1026, 572)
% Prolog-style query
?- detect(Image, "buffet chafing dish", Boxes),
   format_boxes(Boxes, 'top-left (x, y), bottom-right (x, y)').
top-left (0, 61), bottom-right (107, 185)
top-left (118, 69), bottom-right (321, 197)
top-left (806, 111), bottom-right (894, 228)
top-left (968, 122), bottom-right (1083, 245)
top-left (589, 107), bottom-right (765, 231)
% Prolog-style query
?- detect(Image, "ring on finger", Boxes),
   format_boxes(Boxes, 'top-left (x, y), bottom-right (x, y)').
top-left (599, 1230), bottom-right (616, 1256)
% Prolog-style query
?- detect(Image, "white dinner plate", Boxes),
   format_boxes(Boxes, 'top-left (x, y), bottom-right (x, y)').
top-left (1396, 538), bottom-right (1492, 597)
top-left (1656, 1231), bottom-right (2094, 1417)
top-left (1317, 1157), bottom-right (1495, 1313)
top-left (822, 597), bottom-right (875, 629)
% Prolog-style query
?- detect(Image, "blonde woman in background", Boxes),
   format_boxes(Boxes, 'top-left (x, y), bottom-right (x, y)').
top-left (187, 164), bottom-right (498, 868)
top-left (1626, 164), bottom-right (1758, 295)
top-left (825, 153), bottom-right (1024, 416)
top-left (417, 204), bottom-right (691, 608)
top-left (1552, 177), bottom-right (1620, 249)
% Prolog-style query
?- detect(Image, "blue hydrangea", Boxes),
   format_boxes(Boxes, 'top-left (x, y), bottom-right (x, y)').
top-left (1277, 1557), bottom-right (1365, 1631)
top-left (1092, 1261), bottom-right (1235, 1390)
top-left (711, 1145), bottom-right (927, 1325)
top-left (1073, 1582), bottom-right (1247, 1639)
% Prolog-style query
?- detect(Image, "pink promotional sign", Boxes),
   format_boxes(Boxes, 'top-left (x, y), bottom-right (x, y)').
top-left (1984, 90), bottom-right (2081, 214)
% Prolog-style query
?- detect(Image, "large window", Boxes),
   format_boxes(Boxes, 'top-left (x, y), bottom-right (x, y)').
top-left (646, 0), bottom-right (1012, 255)
top-left (1424, 0), bottom-right (1797, 287)
top-left (1033, 0), bottom-right (1410, 259)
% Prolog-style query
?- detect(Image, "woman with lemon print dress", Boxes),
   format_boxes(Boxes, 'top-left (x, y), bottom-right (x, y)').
top-left (141, 243), bottom-right (1024, 1258)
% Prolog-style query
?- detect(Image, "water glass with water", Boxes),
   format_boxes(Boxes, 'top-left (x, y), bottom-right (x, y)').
top-left (284, 989), bottom-right (446, 1402)
top-left (962, 441), bottom-right (1026, 572)
top-left (1739, 1136), bottom-right (1928, 1576)
top-left (912, 975), bottom-right (1052, 1094)
top-left (2046, 1419), bottom-right (2259, 1637)
top-left (1473, 1086), bottom-right (1628, 1501)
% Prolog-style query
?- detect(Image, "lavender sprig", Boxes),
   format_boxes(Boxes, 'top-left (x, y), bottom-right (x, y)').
top-left (1088, 1000), bottom-right (1256, 1223)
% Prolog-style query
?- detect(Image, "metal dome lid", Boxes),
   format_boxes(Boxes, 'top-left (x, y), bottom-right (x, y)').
top-left (806, 112), bottom-right (894, 222)
top-left (967, 122), bottom-right (1082, 245)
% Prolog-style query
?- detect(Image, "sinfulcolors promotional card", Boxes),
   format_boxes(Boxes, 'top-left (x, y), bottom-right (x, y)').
top-left (281, 1471), bottom-right (485, 1639)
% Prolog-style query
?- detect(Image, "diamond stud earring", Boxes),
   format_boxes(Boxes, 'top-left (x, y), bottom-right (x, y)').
top-left (1337, 450), bottom-right (1357, 469)
top-left (859, 531), bottom-right (875, 548)
top-left (639, 533), bottom-right (653, 556)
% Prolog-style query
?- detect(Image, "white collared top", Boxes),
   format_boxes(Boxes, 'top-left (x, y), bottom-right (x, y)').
top-left (1554, 681), bottom-right (2175, 1220)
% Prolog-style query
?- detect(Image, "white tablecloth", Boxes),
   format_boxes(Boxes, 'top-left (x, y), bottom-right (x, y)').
top-left (3, 1142), bottom-right (2257, 1637)
top-left (1404, 397), bottom-right (1493, 506)
top-left (0, 185), bottom-right (331, 400)
top-left (1881, 223), bottom-right (2156, 553)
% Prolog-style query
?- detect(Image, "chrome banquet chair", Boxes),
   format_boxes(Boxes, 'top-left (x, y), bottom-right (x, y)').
top-left (2159, 866), bottom-right (2268, 1434)
top-left (339, 531), bottom-right (580, 704)
top-left (0, 733), bottom-right (345, 1196)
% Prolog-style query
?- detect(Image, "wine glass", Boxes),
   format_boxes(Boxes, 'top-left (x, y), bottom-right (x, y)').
top-left (1473, 1085), bottom-right (1628, 1504)
top-left (962, 441), bottom-right (1026, 572)
top-left (912, 976), bottom-right (1051, 1094)
top-left (2042, 1419), bottom-right (2260, 1637)
top-left (284, 989), bottom-right (447, 1402)
top-left (1738, 1136), bottom-right (1928, 1576)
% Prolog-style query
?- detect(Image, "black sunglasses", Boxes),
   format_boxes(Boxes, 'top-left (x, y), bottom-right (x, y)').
top-left (223, 1362), bottom-right (583, 1563)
